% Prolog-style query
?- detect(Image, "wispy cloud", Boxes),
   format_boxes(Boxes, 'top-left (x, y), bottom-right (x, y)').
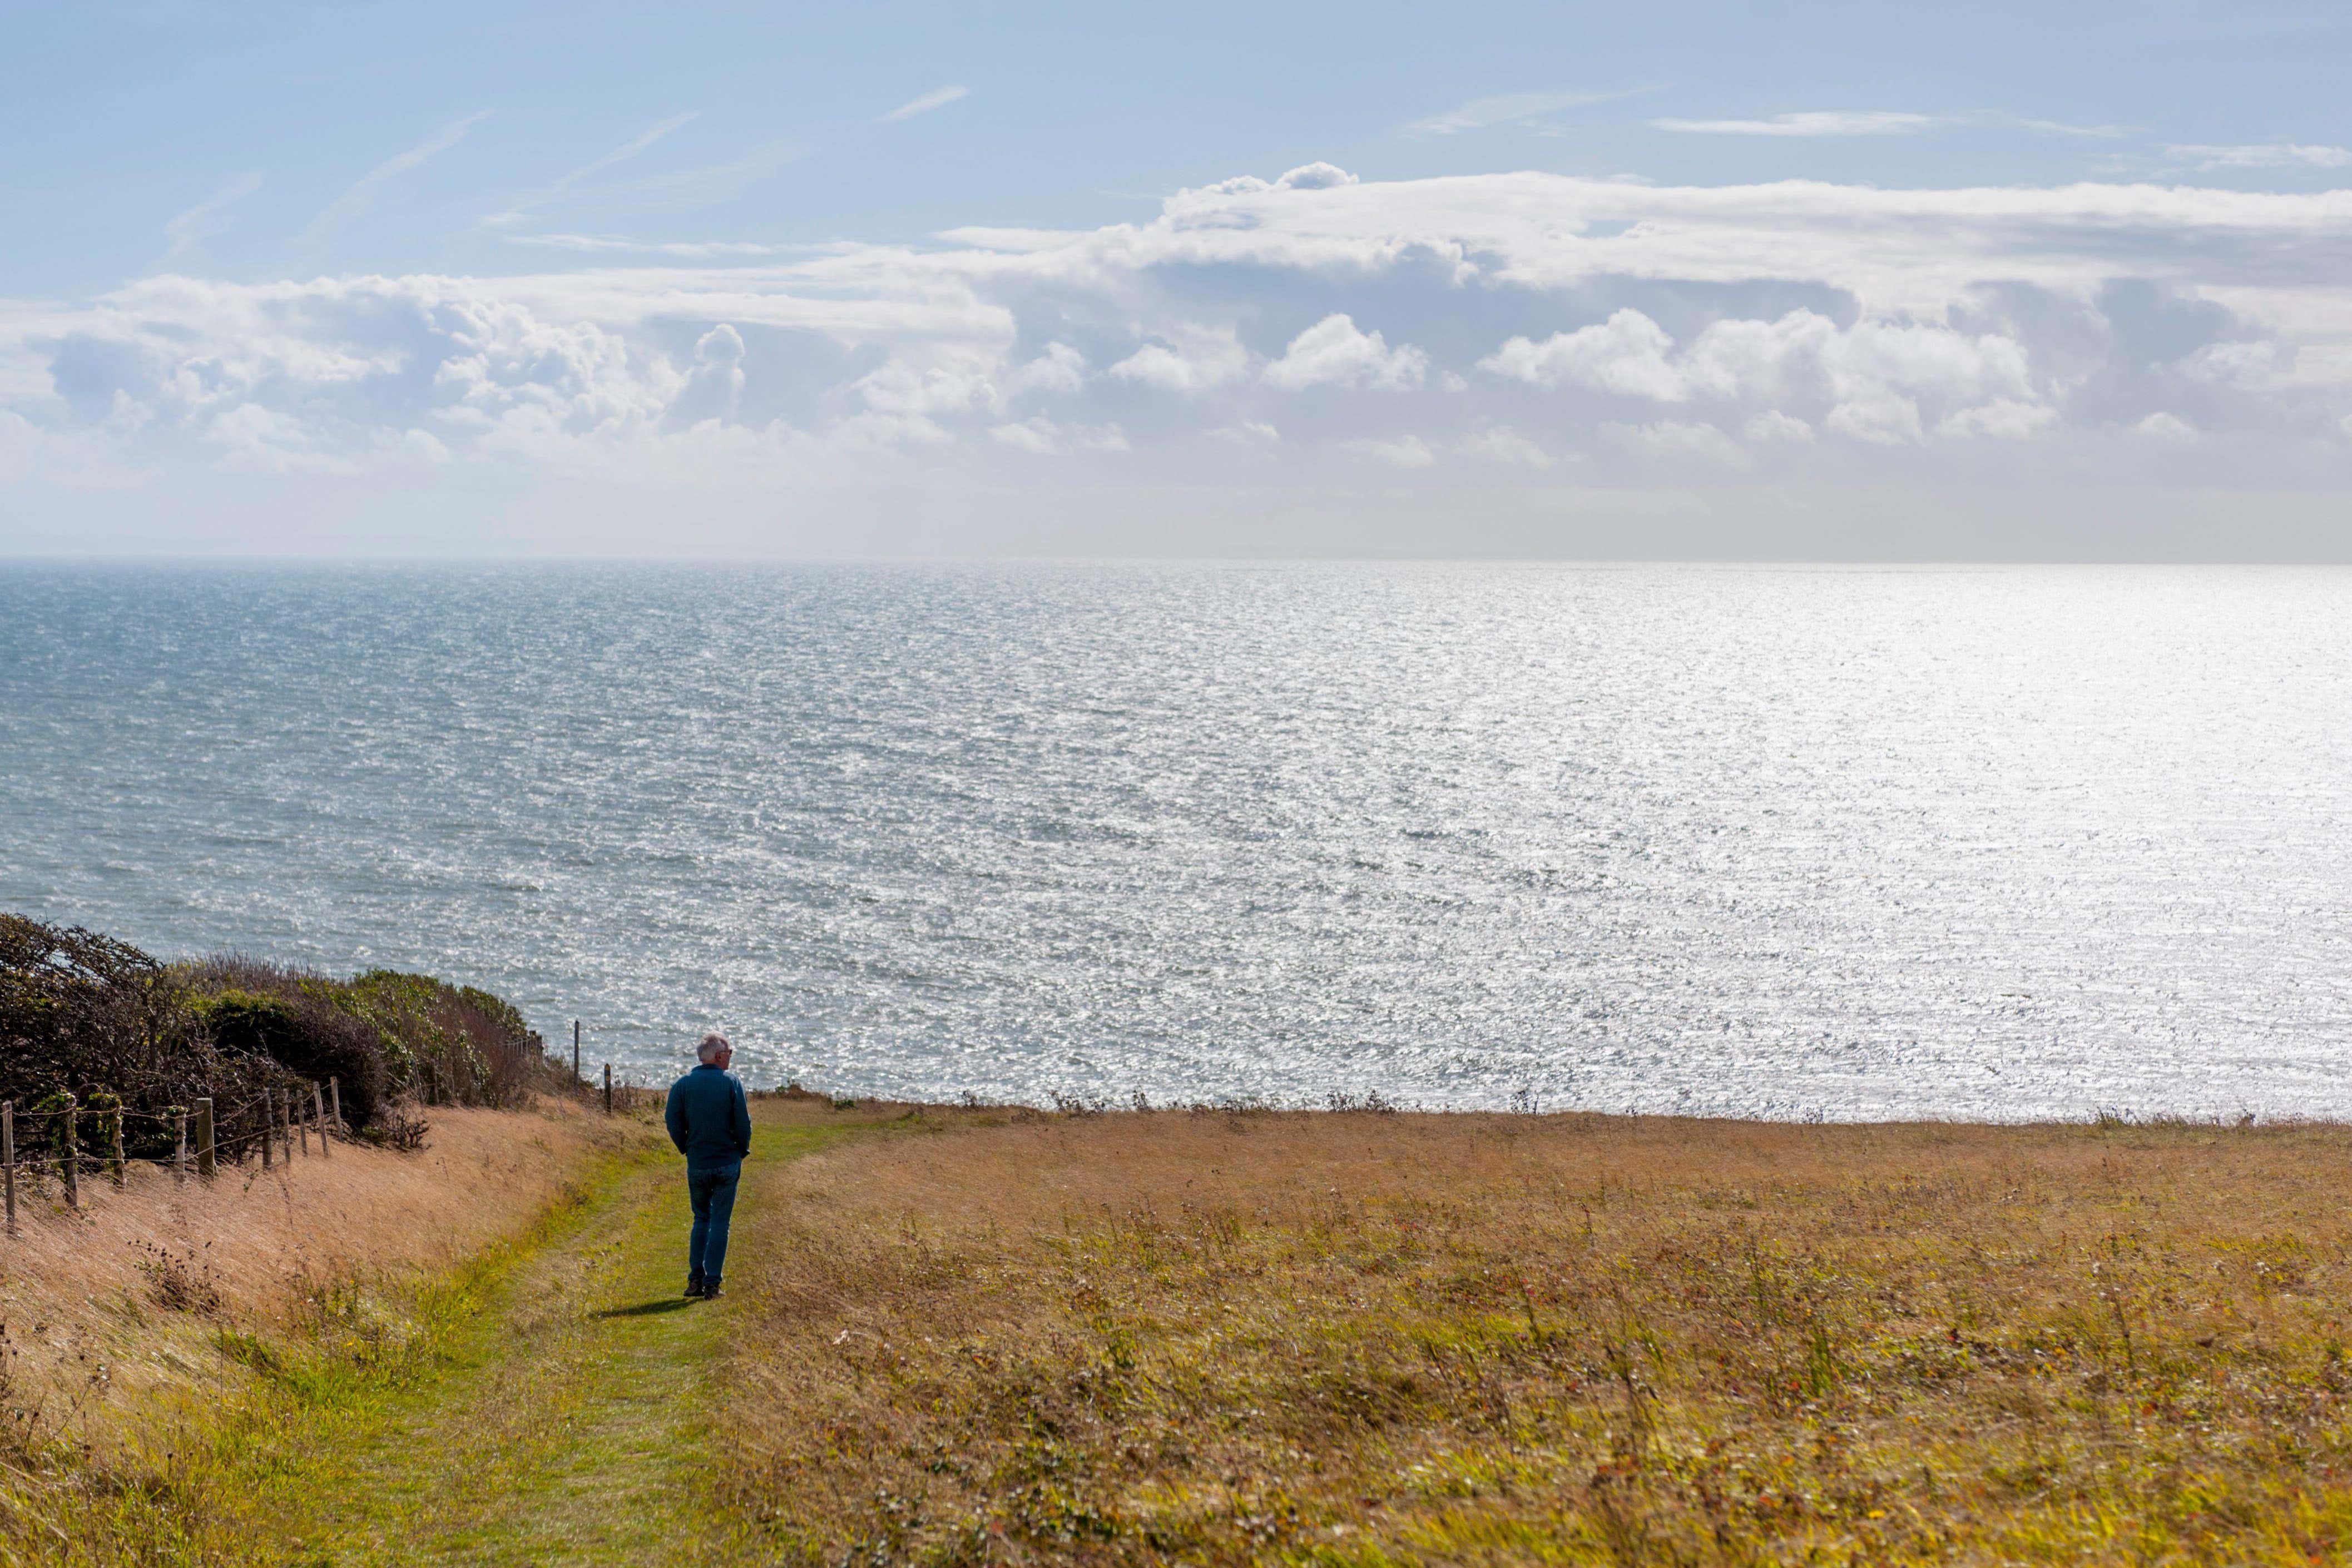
top-left (157, 170), bottom-right (263, 267)
top-left (879, 85), bottom-right (968, 123)
top-left (1654, 108), bottom-right (2128, 141)
top-left (507, 232), bottom-right (800, 257)
top-left (2165, 141), bottom-right (2352, 170)
top-left (1651, 111), bottom-right (1937, 137)
top-left (1403, 87), bottom-right (1656, 137)
top-left (577, 142), bottom-right (806, 209)
top-left (483, 112), bottom-right (699, 225)
top-left (1993, 114), bottom-right (2129, 139)
top-left (302, 110), bottom-right (492, 242)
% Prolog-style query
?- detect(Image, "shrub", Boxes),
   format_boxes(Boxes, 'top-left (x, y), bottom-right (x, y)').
top-left (3, 914), bottom-right (567, 1159)
top-left (181, 963), bottom-right (393, 1129)
top-left (0, 916), bottom-right (295, 1160)
top-left (338, 970), bottom-right (545, 1109)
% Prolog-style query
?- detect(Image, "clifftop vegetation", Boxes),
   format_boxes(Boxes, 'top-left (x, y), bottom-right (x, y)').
top-left (0, 914), bottom-right (572, 1162)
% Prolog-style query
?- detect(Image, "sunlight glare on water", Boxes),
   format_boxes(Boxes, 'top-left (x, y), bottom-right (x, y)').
top-left (3, 562), bottom-right (2346, 1117)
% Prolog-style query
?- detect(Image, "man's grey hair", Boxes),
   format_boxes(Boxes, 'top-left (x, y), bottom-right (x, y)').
top-left (697, 1031), bottom-right (731, 1065)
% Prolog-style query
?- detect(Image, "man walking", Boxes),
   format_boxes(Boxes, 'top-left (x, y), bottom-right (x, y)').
top-left (665, 1031), bottom-right (752, 1299)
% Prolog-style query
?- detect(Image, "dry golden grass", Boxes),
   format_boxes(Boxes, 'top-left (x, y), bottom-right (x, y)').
top-left (0, 1096), bottom-right (649, 1453)
top-left (719, 1108), bottom-right (2352, 1565)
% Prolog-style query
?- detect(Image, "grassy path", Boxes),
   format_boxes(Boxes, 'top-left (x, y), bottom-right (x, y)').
top-left (234, 1112), bottom-right (853, 1566)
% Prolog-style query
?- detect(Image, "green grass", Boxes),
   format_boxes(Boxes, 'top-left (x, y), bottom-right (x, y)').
top-left (2, 1108), bottom-right (870, 1566)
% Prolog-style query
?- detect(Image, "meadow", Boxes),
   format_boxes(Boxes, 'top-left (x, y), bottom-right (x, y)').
top-left (717, 1105), bottom-right (2352, 1565)
top-left (6, 1096), bottom-right (2352, 1564)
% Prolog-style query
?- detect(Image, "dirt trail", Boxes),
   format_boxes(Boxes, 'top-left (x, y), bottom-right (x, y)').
top-left (250, 1113), bottom-right (849, 1566)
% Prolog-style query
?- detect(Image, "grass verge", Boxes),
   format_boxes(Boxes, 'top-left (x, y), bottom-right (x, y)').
top-left (0, 1124), bottom-right (666, 1565)
top-left (1, 1096), bottom-right (908, 1566)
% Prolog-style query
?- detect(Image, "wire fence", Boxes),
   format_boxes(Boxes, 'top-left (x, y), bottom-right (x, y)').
top-left (0, 1077), bottom-right (347, 1234)
top-left (3, 1021), bottom-right (633, 1234)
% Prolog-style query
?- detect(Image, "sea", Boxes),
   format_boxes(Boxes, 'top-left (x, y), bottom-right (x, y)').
top-left (3, 562), bottom-right (2346, 1119)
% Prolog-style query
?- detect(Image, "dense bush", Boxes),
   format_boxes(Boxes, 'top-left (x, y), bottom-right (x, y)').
top-left (182, 969), bottom-right (392, 1129)
top-left (0, 915), bottom-right (299, 1161)
top-left (2, 915), bottom-right (576, 1164)
top-left (335, 969), bottom-right (546, 1109)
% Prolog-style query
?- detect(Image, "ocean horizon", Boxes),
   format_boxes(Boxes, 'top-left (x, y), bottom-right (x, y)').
top-left (6, 558), bottom-right (2347, 1118)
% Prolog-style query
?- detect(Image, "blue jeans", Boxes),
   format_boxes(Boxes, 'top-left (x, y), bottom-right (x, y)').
top-left (686, 1160), bottom-right (741, 1286)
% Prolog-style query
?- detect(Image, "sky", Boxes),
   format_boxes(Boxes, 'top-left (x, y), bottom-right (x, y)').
top-left (3, 0), bottom-right (2351, 558)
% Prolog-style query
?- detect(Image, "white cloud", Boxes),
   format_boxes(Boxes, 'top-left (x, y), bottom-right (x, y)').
top-left (988, 416), bottom-right (1127, 454)
top-left (1340, 434), bottom-right (1435, 467)
top-left (1273, 162), bottom-right (1358, 191)
top-left (0, 409), bottom-right (37, 481)
top-left (1992, 115), bottom-right (2130, 139)
top-left (1107, 328), bottom-right (1249, 394)
top-left (2135, 411), bottom-right (2200, 443)
top-left (2166, 143), bottom-right (2352, 171)
top-left (1651, 111), bottom-right (1938, 137)
top-left (854, 355), bottom-right (1003, 418)
top-left (1454, 426), bottom-right (1556, 467)
top-left (302, 111), bottom-right (493, 242)
top-left (1482, 309), bottom-right (1684, 399)
top-left (1603, 420), bottom-right (1750, 468)
top-left (14, 163), bottom-right (2352, 548)
top-left (1826, 396), bottom-right (1925, 446)
top-left (1939, 399), bottom-right (2059, 440)
top-left (402, 427), bottom-right (452, 464)
top-left (1007, 342), bottom-right (1087, 395)
top-left (1742, 410), bottom-right (1814, 444)
top-left (879, 85), bottom-right (968, 123)
top-left (2182, 339), bottom-right (2281, 386)
top-left (1484, 307), bottom-right (2034, 414)
top-left (207, 401), bottom-right (360, 475)
top-left (1403, 88), bottom-right (1652, 136)
top-left (670, 323), bottom-right (745, 424)
top-left (1262, 314), bottom-right (1428, 391)
top-left (159, 172), bottom-right (264, 267)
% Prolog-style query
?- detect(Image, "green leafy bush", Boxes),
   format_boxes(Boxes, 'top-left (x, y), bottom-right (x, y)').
top-left (3, 915), bottom-right (573, 1162)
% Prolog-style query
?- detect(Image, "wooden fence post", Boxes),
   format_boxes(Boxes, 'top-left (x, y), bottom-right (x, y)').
top-left (260, 1091), bottom-right (274, 1171)
top-left (329, 1076), bottom-right (343, 1129)
top-left (196, 1098), bottom-right (215, 1181)
top-left (109, 1109), bottom-right (125, 1189)
top-left (3, 1101), bottom-right (14, 1234)
top-left (281, 1089), bottom-right (295, 1165)
top-left (297, 1089), bottom-right (310, 1157)
top-left (312, 1084), bottom-right (330, 1160)
top-left (62, 1093), bottom-right (78, 1209)
top-left (603, 1063), bottom-right (613, 1115)
top-left (174, 1110), bottom-right (188, 1184)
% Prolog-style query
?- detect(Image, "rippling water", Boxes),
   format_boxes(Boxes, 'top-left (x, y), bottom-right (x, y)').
top-left (3, 562), bottom-right (2347, 1117)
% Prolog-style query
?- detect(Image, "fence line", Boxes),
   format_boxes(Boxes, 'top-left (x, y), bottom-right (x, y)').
top-left (0, 1076), bottom-right (349, 1233)
top-left (3, 1043), bottom-right (623, 1235)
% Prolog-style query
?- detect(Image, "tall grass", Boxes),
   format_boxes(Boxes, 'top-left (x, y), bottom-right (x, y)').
top-left (0, 1100), bottom-right (657, 1561)
top-left (717, 1108), bottom-right (2352, 1565)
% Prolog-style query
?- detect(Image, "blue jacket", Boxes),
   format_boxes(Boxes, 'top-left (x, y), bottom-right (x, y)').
top-left (666, 1064), bottom-right (751, 1167)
